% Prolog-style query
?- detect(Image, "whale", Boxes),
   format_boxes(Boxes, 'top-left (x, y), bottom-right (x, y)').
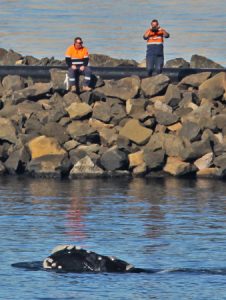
top-left (11, 244), bottom-right (226, 275)
top-left (12, 244), bottom-right (147, 273)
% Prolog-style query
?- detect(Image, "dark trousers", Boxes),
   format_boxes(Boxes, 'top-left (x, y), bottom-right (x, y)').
top-left (68, 66), bottom-right (92, 87)
top-left (146, 44), bottom-right (164, 76)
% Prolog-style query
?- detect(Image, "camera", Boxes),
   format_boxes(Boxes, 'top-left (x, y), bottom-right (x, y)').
top-left (151, 27), bottom-right (159, 33)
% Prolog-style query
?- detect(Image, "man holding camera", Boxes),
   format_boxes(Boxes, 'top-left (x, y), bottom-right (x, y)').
top-left (143, 19), bottom-right (170, 76)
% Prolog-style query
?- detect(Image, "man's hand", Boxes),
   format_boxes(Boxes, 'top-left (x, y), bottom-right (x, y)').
top-left (80, 65), bottom-right (85, 71)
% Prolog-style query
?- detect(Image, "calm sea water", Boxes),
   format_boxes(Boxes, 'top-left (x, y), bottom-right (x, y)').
top-left (1, 176), bottom-right (226, 299)
top-left (0, 0), bottom-right (226, 66)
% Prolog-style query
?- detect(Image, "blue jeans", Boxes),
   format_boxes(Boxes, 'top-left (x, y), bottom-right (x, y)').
top-left (146, 44), bottom-right (164, 76)
top-left (68, 66), bottom-right (92, 87)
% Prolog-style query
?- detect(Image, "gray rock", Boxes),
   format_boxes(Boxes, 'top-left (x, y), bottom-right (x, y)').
top-left (4, 147), bottom-right (30, 174)
top-left (89, 54), bottom-right (138, 67)
top-left (126, 98), bottom-right (147, 118)
top-left (66, 102), bottom-right (92, 120)
top-left (179, 91), bottom-right (200, 108)
top-left (110, 102), bottom-right (127, 125)
top-left (69, 156), bottom-right (104, 178)
top-left (141, 74), bottom-right (170, 98)
top-left (12, 82), bottom-right (52, 104)
top-left (178, 72), bottom-right (211, 88)
top-left (96, 76), bottom-right (140, 100)
top-left (0, 117), bottom-right (17, 144)
top-left (143, 149), bottom-right (165, 170)
top-left (62, 92), bottom-right (81, 107)
top-left (164, 84), bottom-right (182, 108)
top-left (0, 48), bottom-right (8, 63)
top-left (66, 121), bottom-right (99, 143)
top-left (80, 91), bottom-right (106, 105)
top-left (213, 114), bottom-right (226, 130)
top-left (69, 144), bottom-right (100, 165)
top-left (98, 127), bottom-right (118, 147)
top-left (41, 122), bottom-right (70, 145)
top-left (92, 101), bottom-right (111, 122)
top-left (178, 121), bottom-right (201, 142)
top-left (180, 137), bottom-right (212, 161)
top-left (1, 49), bottom-right (22, 65)
top-left (213, 153), bottom-right (226, 170)
top-left (154, 110), bottom-right (179, 126)
top-left (100, 147), bottom-right (128, 171)
top-left (164, 58), bottom-right (190, 68)
top-left (2, 75), bottom-right (26, 91)
top-left (24, 115), bottom-right (43, 135)
top-left (190, 55), bottom-right (224, 69)
top-left (27, 154), bottom-right (71, 178)
top-left (198, 72), bottom-right (226, 100)
top-left (163, 156), bottom-right (197, 176)
top-left (119, 119), bottom-right (152, 145)
top-left (0, 142), bottom-right (11, 161)
top-left (0, 161), bottom-right (6, 174)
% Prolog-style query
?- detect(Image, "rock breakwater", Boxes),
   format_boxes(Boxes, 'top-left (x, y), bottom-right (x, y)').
top-left (0, 49), bottom-right (226, 179)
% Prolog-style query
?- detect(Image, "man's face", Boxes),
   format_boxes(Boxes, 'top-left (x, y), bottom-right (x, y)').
top-left (151, 21), bottom-right (158, 28)
top-left (74, 39), bottom-right (83, 49)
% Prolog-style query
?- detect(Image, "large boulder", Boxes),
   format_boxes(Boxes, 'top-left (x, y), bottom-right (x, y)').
top-left (1, 49), bottom-right (22, 65)
top-left (2, 75), bottom-right (26, 91)
top-left (12, 82), bottom-right (52, 104)
top-left (178, 72), bottom-right (211, 88)
top-left (69, 144), bottom-right (100, 165)
top-left (69, 156), bottom-right (104, 178)
top-left (163, 157), bottom-right (197, 176)
top-left (154, 110), bottom-right (179, 126)
top-left (89, 54), bottom-right (138, 67)
top-left (0, 117), bottom-right (17, 144)
top-left (0, 161), bottom-right (6, 174)
top-left (164, 58), bottom-right (190, 68)
top-left (66, 121), bottom-right (99, 143)
top-left (128, 150), bottom-right (144, 168)
top-left (178, 121), bottom-right (201, 142)
top-left (27, 135), bottom-right (66, 159)
top-left (194, 152), bottom-right (213, 170)
top-left (164, 84), bottom-right (182, 108)
top-left (126, 98), bottom-right (147, 119)
top-left (146, 132), bottom-right (185, 158)
top-left (143, 149), bottom-right (165, 170)
top-left (66, 102), bottom-right (92, 120)
top-left (100, 147), bottom-right (128, 171)
top-left (119, 119), bottom-right (152, 145)
top-left (4, 147), bottom-right (30, 174)
top-left (95, 77), bottom-right (140, 100)
top-left (41, 122), bottom-right (70, 145)
top-left (190, 55), bottom-right (224, 69)
top-left (92, 101), bottom-right (111, 123)
top-left (213, 153), bottom-right (226, 170)
top-left (198, 72), bottom-right (226, 100)
top-left (27, 154), bottom-right (70, 178)
top-left (141, 74), bottom-right (170, 97)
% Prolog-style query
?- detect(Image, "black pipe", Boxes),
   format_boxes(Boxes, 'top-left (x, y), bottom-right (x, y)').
top-left (0, 65), bottom-right (225, 82)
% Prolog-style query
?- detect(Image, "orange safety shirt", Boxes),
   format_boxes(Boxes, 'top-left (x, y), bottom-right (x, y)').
top-left (146, 29), bottom-right (165, 45)
top-left (65, 45), bottom-right (89, 66)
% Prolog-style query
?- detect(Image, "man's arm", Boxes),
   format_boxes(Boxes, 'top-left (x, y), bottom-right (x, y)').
top-left (143, 28), bottom-right (155, 40)
top-left (161, 28), bottom-right (170, 38)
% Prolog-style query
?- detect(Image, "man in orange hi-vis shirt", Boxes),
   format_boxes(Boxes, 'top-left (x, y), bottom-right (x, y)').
top-left (65, 37), bottom-right (92, 92)
top-left (143, 19), bottom-right (170, 76)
